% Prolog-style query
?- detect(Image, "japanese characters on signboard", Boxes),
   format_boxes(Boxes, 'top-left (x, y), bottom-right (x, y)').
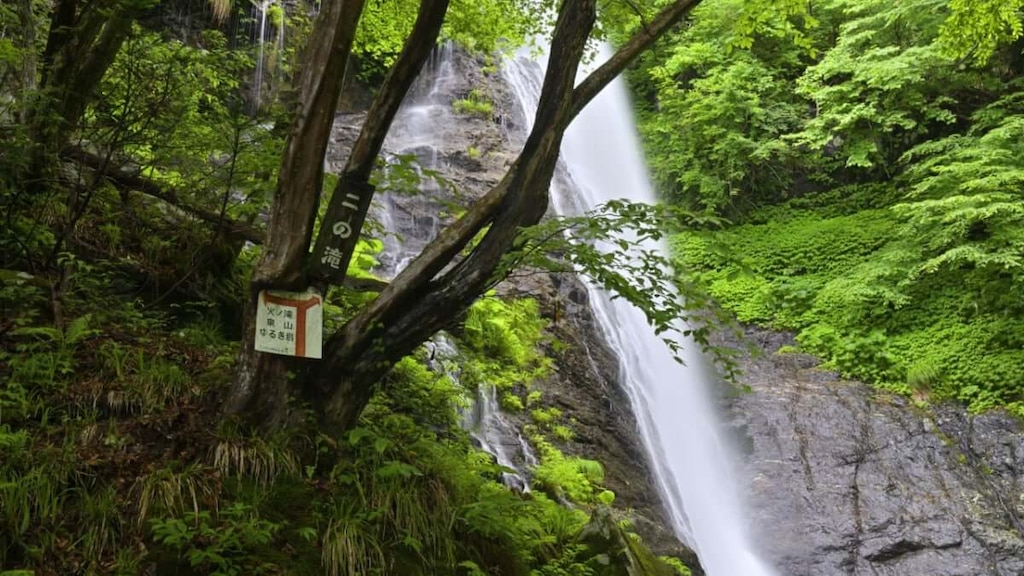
top-left (317, 191), bottom-right (361, 274)
top-left (254, 289), bottom-right (323, 359)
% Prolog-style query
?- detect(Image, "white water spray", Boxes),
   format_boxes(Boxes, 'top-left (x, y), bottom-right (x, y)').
top-left (502, 45), bottom-right (777, 576)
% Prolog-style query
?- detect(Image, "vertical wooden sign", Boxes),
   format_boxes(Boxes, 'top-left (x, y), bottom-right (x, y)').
top-left (311, 173), bottom-right (376, 283)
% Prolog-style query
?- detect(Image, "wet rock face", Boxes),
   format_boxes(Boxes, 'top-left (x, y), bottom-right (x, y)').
top-left (324, 45), bottom-right (687, 560)
top-left (728, 328), bottom-right (1024, 576)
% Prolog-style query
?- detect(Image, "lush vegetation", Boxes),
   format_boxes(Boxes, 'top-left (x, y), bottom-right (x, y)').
top-left (633, 0), bottom-right (1024, 414)
top-left (0, 0), bottom-right (703, 573)
top-left (0, 230), bottom-right (686, 574)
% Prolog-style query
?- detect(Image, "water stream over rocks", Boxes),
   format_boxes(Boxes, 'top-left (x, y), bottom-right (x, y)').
top-left (503, 45), bottom-right (777, 576)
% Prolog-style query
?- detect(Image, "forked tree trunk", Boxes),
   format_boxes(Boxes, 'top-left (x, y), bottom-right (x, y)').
top-left (225, 0), bottom-right (704, 432)
top-left (225, 0), bottom-right (452, 429)
top-left (307, 0), bottom-right (705, 431)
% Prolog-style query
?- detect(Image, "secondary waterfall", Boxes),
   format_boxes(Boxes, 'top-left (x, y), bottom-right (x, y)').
top-left (502, 46), bottom-right (777, 575)
top-left (372, 44), bottom-right (536, 491)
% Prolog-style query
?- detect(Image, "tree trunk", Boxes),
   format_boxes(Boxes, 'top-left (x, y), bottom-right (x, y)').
top-left (25, 0), bottom-right (135, 194)
top-left (225, 0), bottom-right (705, 433)
top-left (311, 0), bottom-right (600, 429)
top-left (310, 0), bottom-right (706, 431)
top-left (310, 0), bottom-right (451, 284)
top-left (223, 0), bottom-right (369, 429)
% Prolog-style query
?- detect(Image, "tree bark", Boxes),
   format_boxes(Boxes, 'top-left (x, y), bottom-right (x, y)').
top-left (309, 0), bottom-right (706, 431)
top-left (29, 0), bottom-right (135, 177)
top-left (311, 0), bottom-right (599, 428)
top-left (223, 0), bottom-right (368, 429)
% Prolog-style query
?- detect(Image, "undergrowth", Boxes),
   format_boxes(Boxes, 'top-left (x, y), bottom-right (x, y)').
top-left (0, 260), bottom-right (689, 575)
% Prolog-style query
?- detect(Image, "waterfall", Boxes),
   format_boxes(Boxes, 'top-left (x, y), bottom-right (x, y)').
top-left (251, 0), bottom-right (283, 115)
top-left (502, 46), bottom-right (777, 575)
top-left (252, 0), bottom-right (270, 114)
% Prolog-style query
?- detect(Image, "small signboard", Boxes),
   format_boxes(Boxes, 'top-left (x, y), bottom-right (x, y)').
top-left (254, 288), bottom-right (323, 359)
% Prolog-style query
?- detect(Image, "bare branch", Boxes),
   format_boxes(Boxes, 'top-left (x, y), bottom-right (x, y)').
top-left (63, 146), bottom-right (265, 244)
top-left (62, 147), bottom-right (390, 293)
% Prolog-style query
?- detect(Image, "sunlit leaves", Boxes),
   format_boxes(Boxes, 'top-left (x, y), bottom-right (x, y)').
top-left (939, 0), bottom-right (1024, 64)
top-left (353, 0), bottom-right (553, 75)
top-left (497, 200), bottom-right (742, 378)
top-left (791, 0), bottom-right (958, 169)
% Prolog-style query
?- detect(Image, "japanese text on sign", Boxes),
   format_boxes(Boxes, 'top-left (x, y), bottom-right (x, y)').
top-left (254, 288), bottom-right (323, 359)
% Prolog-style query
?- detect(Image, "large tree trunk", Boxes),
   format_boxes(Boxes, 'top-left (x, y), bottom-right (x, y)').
top-left (225, 0), bottom-right (453, 429)
top-left (307, 0), bottom-right (704, 431)
top-left (18, 0), bottom-right (37, 124)
top-left (224, 0), bottom-right (369, 430)
top-left (310, 0), bottom-right (599, 428)
top-left (225, 0), bottom-right (704, 432)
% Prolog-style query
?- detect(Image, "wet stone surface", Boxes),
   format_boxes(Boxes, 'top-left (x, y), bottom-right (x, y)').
top-left (727, 327), bottom-right (1024, 576)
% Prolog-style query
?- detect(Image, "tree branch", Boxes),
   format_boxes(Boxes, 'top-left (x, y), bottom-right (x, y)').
top-left (569, 0), bottom-right (702, 123)
top-left (62, 147), bottom-right (391, 293)
top-left (62, 146), bottom-right (266, 244)
top-left (318, 0), bottom-right (599, 425)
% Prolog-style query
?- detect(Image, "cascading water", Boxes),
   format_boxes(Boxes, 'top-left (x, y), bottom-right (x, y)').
top-left (250, 0), bottom-right (284, 114)
top-left (502, 46), bottom-right (777, 575)
top-left (370, 45), bottom-right (536, 491)
top-left (251, 0), bottom-right (270, 114)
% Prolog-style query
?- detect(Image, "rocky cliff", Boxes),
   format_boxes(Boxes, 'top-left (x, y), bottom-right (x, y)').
top-left (730, 327), bottom-right (1024, 575)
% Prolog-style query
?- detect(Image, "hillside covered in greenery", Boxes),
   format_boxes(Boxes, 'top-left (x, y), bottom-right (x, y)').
top-left (631, 0), bottom-right (1024, 416)
top-left (4, 0), bottom-right (1024, 573)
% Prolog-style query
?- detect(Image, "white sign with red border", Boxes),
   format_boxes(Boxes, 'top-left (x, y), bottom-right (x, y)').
top-left (254, 288), bottom-right (323, 359)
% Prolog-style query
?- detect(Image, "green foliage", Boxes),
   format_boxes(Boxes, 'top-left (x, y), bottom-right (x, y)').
top-left (460, 296), bottom-right (553, 395)
top-left (939, 0), bottom-right (1024, 64)
top-left (353, 0), bottom-right (550, 78)
top-left (532, 436), bottom-right (605, 504)
top-left (502, 391), bottom-right (525, 411)
top-left (789, 0), bottom-right (960, 169)
top-left (680, 183), bottom-right (1024, 411)
top-left (452, 89), bottom-right (494, 118)
top-left (531, 406), bottom-right (564, 427)
top-left (661, 556), bottom-right (693, 575)
top-left (552, 425), bottom-right (575, 443)
top-left (642, 44), bottom-right (803, 212)
top-left (502, 200), bottom-right (741, 379)
top-left (150, 503), bottom-right (281, 575)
